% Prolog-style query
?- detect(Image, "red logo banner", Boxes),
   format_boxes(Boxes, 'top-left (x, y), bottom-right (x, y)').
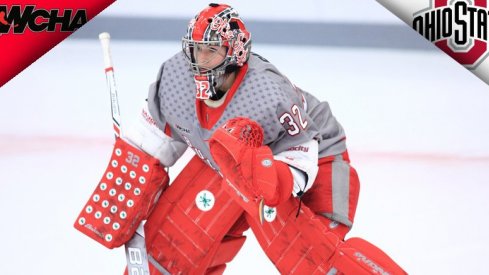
top-left (0, 0), bottom-right (115, 87)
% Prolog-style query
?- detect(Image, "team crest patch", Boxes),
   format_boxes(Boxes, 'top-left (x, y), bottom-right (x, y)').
top-left (261, 158), bottom-right (273, 167)
top-left (263, 205), bottom-right (277, 222)
top-left (413, 0), bottom-right (489, 69)
top-left (195, 190), bottom-right (215, 212)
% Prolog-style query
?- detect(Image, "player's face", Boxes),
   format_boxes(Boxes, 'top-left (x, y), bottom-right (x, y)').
top-left (193, 43), bottom-right (227, 73)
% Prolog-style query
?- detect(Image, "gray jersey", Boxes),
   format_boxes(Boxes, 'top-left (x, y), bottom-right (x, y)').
top-left (299, 89), bottom-right (347, 158)
top-left (147, 51), bottom-right (346, 171)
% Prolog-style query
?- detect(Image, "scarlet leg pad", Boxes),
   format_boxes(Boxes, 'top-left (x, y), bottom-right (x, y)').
top-left (330, 237), bottom-right (407, 275)
top-left (144, 156), bottom-right (246, 274)
top-left (247, 197), bottom-right (407, 274)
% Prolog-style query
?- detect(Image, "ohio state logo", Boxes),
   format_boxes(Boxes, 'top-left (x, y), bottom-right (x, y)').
top-left (413, 0), bottom-right (489, 69)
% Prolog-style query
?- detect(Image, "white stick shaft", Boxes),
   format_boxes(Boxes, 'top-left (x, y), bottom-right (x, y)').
top-left (98, 32), bottom-right (122, 137)
top-left (124, 224), bottom-right (151, 275)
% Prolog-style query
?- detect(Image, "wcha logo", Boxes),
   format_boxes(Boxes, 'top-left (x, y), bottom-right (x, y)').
top-left (413, 0), bottom-right (489, 69)
top-left (0, 5), bottom-right (87, 36)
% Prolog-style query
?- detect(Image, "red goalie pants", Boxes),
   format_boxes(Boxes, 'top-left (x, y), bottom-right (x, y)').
top-left (303, 151), bottom-right (360, 236)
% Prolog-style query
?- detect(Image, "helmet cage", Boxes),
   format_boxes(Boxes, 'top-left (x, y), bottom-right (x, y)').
top-left (182, 38), bottom-right (231, 77)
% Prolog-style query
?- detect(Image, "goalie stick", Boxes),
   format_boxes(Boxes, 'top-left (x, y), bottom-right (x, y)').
top-left (99, 32), bottom-right (122, 138)
top-left (99, 32), bottom-right (161, 275)
top-left (125, 224), bottom-right (169, 275)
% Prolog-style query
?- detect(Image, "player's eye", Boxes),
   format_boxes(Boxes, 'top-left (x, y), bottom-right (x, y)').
top-left (195, 44), bottom-right (219, 53)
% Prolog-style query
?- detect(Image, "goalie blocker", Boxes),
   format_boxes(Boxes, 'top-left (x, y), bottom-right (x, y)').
top-left (74, 137), bottom-right (169, 249)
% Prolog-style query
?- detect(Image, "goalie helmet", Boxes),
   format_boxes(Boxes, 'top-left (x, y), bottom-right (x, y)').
top-left (182, 3), bottom-right (251, 100)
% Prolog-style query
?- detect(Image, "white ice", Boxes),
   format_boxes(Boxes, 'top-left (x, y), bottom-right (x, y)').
top-left (1, 1), bottom-right (489, 275)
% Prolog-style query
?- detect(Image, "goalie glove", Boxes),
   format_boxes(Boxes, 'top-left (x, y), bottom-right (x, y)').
top-left (74, 137), bottom-right (169, 249)
top-left (209, 117), bottom-right (292, 222)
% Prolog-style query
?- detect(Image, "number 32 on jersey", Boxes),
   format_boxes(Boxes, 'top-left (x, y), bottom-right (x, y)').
top-left (279, 104), bottom-right (308, 136)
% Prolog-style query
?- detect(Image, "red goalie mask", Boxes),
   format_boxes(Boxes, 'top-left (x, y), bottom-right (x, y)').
top-left (182, 3), bottom-right (252, 100)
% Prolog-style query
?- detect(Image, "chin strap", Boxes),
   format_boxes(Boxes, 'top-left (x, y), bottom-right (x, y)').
top-left (295, 190), bottom-right (304, 218)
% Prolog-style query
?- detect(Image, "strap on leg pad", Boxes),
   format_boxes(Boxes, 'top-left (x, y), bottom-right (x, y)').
top-left (329, 237), bottom-right (407, 275)
top-left (74, 137), bottom-right (169, 249)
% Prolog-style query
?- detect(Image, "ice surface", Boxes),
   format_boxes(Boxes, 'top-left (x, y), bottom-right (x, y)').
top-left (1, 19), bottom-right (488, 275)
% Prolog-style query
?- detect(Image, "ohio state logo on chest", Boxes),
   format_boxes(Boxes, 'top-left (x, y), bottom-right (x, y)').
top-left (413, 0), bottom-right (489, 69)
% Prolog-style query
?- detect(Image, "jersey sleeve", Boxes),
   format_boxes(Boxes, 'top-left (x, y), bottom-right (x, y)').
top-left (147, 63), bottom-right (168, 132)
top-left (267, 83), bottom-right (320, 155)
top-left (299, 89), bottom-right (347, 158)
top-left (259, 65), bottom-right (346, 195)
top-left (124, 63), bottom-right (188, 167)
top-left (261, 79), bottom-right (321, 194)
